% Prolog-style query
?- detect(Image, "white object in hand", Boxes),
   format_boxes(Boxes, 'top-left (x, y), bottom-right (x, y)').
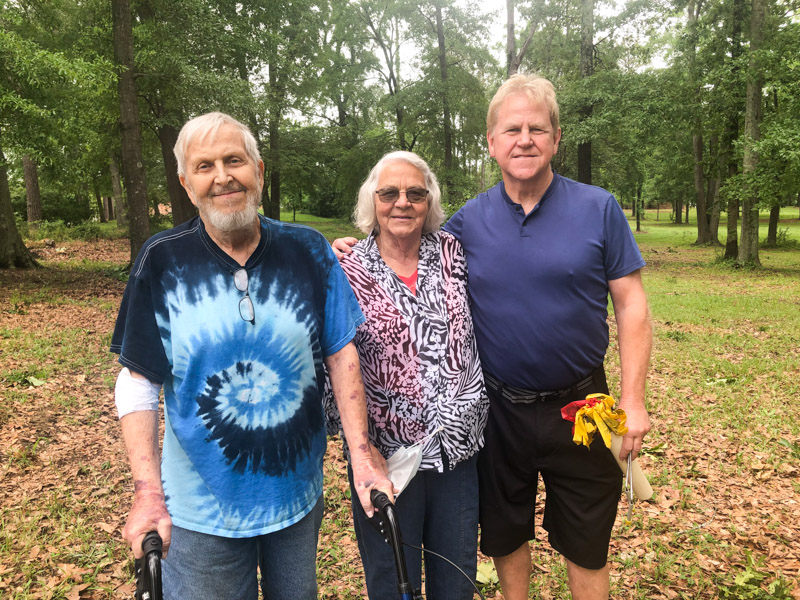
top-left (386, 426), bottom-right (443, 496)
top-left (610, 433), bottom-right (653, 500)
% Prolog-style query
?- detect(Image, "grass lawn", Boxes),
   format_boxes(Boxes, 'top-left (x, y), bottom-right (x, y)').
top-left (0, 209), bottom-right (798, 599)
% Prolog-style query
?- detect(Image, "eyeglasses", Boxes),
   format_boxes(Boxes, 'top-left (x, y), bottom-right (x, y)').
top-left (233, 268), bottom-right (255, 324)
top-left (375, 187), bottom-right (429, 204)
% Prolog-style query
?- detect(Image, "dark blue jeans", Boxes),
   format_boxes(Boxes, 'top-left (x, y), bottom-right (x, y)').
top-left (349, 455), bottom-right (479, 600)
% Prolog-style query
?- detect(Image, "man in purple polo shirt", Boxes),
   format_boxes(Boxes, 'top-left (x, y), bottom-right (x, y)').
top-left (335, 74), bottom-right (652, 600)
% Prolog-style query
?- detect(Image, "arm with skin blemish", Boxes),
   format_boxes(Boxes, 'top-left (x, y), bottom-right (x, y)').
top-left (119, 371), bottom-right (172, 559)
top-left (324, 341), bottom-right (395, 516)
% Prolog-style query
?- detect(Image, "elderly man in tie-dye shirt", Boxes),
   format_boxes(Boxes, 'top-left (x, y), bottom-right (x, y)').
top-left (110, 112), bottom-right (393, 600)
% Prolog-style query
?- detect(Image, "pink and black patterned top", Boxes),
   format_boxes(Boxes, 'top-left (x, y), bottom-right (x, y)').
top-left (325, 231), bottom-right (488, 472)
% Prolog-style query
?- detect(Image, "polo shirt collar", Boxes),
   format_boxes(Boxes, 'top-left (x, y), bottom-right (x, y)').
top-left (499, 171), bottom-right (561, 217)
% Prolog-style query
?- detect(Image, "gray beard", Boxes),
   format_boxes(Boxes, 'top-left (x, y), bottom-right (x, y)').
top-left (200, 188), bottom-right (261, 233)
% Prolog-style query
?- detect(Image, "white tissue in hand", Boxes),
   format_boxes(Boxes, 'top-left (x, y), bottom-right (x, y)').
top-left (386, 444), bottom-right (424, 496)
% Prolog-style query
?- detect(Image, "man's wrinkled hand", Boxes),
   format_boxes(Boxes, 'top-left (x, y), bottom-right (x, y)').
top-left (350, 446), bottom-right (396, 517)
top-left (331, 237), bottom-right (358, 260)
top-left (123, 490), bottom-right (172, 559)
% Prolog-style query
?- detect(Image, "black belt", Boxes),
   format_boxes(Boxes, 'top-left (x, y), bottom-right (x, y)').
top-left (483, 368), bottom-right (600, 404)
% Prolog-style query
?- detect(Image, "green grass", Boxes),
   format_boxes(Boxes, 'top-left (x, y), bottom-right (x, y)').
top-left (279, 210), bottom-right (363, 242)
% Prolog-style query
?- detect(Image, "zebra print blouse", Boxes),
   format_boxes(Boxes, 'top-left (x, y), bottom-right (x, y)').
top-left (325, 231), bottom-right (489, 472)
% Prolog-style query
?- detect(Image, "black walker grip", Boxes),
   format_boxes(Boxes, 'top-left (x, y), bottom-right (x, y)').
top-left (135, 531), bottom-right (163, 600)
top-left (142, 530), bottom-right (163, 557)
top-left (370, 489), bottom-right (393, 514)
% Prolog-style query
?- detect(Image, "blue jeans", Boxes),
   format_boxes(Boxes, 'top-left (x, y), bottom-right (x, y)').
top-left (162, 496), bottom-right (323, 600)
top-left (350, 455), bottom-right (479, 600)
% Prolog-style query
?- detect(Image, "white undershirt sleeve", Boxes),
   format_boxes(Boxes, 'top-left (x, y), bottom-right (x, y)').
top-left (114, 367), bottom-right (161, 418)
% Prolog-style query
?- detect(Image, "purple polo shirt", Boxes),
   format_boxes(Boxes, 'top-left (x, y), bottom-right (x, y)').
top-left (443, 173), bottom-right (645, 391)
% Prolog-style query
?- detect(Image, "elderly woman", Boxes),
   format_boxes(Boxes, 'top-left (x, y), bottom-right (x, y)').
top-left (326, 151), bottom-right (488, 600)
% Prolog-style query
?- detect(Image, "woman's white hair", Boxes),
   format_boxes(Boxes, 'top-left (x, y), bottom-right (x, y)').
top-left (353, 151), bottom-right (445, 235)
top-left (173, 112), bottom-right (261, 177)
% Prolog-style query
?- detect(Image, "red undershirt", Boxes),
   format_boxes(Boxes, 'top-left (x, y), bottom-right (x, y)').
top-left (397, 269), bottom-right (418, 295)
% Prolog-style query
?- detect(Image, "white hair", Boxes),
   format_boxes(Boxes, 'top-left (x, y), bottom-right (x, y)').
top-left (173, 112), bottom-right (261, 177)
top-left (353, 151), bottom-right (445, 235)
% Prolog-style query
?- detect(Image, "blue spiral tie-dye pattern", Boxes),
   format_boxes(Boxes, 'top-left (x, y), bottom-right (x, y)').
top-left (111, 216), bottom-right (363, 537)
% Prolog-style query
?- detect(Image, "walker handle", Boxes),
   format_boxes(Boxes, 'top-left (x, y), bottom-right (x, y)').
top-left (135, 531), bottom-right (163, 600)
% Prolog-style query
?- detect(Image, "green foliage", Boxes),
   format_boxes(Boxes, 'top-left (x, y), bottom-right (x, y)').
top-left (476, 561), bottom-right (500, 595)
top-left (0, 0), bottom-right (798, 270)
top-left (20, 219), bottom-right (126, 242)
top-left (718, 552), bottom-right (793, 599)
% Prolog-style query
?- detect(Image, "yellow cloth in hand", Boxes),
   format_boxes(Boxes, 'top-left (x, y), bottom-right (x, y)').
top-left (564, 393), bottom-right (628, 449)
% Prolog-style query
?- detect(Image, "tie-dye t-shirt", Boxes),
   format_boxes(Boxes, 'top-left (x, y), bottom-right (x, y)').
top-left (111, 216), bottom-right (364, 537)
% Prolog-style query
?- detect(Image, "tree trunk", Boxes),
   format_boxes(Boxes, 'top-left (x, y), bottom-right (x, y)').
top-left (635, 183), bottom-right (642, 232)
top-left (23, 155), bottom-right (42, 222)
top-left (95, 185), bottom-right (107, 223)
top-left (105, 196), bottom-right (114, 221)
top-left (112, 0), bottom-right (150, 264)
top-left (764, 203), bottom-right (779, 246)
top-left (506, 0), bottom-right (516, 76)
top-left (267, 116), bottom-right (281, 220)
top-left (707, 134), bottom-right (721, 245)
top-left (264, 48), bottom-right (282, 221)
top-left (157, 124), bottom-right (196, 226)
top-left (109, 152), bottom-right (127, 228)
top-left (577, 0), bottom-right (594, 185)
top-left (738, 0), bottom-right (765, 266)
top-left (723, 0), bottom-right (745, 259)
top-left (434, 3), bottom-right (453, 204)
top-left (693, 133), bottom-right (709, 243)
top-left (0, 137), bottom-right (38, 268)
top-left (674, 195), bottom-right (683, 224)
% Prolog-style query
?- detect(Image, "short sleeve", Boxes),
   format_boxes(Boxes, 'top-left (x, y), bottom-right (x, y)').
top-left (110, 265), bottom-right (171, 385)
top-left (442, 206), bottom-right (464, 241)
top-left (603, 196), bottom-right (646, 281)
top-left (320, 243), bottom-right (365, 356)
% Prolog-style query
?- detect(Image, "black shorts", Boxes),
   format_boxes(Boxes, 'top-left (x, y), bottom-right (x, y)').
top-left (477, 366), bottom-right (622, 569)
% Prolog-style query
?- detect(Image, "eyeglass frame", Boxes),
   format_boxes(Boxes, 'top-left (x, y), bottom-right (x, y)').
top-left (233, 268), bottom-right (255, 324)
top-left (374, 187), bottom-right (429, 204)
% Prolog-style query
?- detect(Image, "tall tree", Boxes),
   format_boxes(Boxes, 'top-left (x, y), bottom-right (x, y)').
top-left (577, 0), bottom-right (594, 185)
top-left (737, 0), bottom-right (766, 266)
top-left (506, 0), bottom-right (537, 76)
top-left (722, 0), bottom-right (746, 258)
top-left (112, 0), bottom-right (150, 263)
top-left (686, 0), bottom-right (714, 244)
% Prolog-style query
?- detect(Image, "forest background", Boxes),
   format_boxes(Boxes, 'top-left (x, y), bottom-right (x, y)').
top-left (1, 0), bottom-right (799, 267)
top-left (1, 0), bottom-right (800, 598)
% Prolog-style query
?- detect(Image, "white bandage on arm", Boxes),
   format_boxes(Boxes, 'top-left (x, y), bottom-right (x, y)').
top-left (115, 367), bottom-right (161, 418)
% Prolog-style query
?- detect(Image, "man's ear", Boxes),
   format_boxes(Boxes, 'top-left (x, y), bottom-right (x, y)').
top-left (179, 175), bottom-right (198, 207)
top-left (486, 130), bottom-right (496, 158)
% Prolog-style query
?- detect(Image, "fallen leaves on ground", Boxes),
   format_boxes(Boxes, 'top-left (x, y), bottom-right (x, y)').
top-left (1, 238), bottom-right (798, 599)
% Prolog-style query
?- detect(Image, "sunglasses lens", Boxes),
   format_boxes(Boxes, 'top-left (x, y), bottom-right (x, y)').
top-left (234, 269), bottom-right (248, 292)
top-left (406, 189), bottom-right (428, 203)
top-left (377, 189), bottom-right (399, 203)
top-left (239, 296), bottom-right (255, 322)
